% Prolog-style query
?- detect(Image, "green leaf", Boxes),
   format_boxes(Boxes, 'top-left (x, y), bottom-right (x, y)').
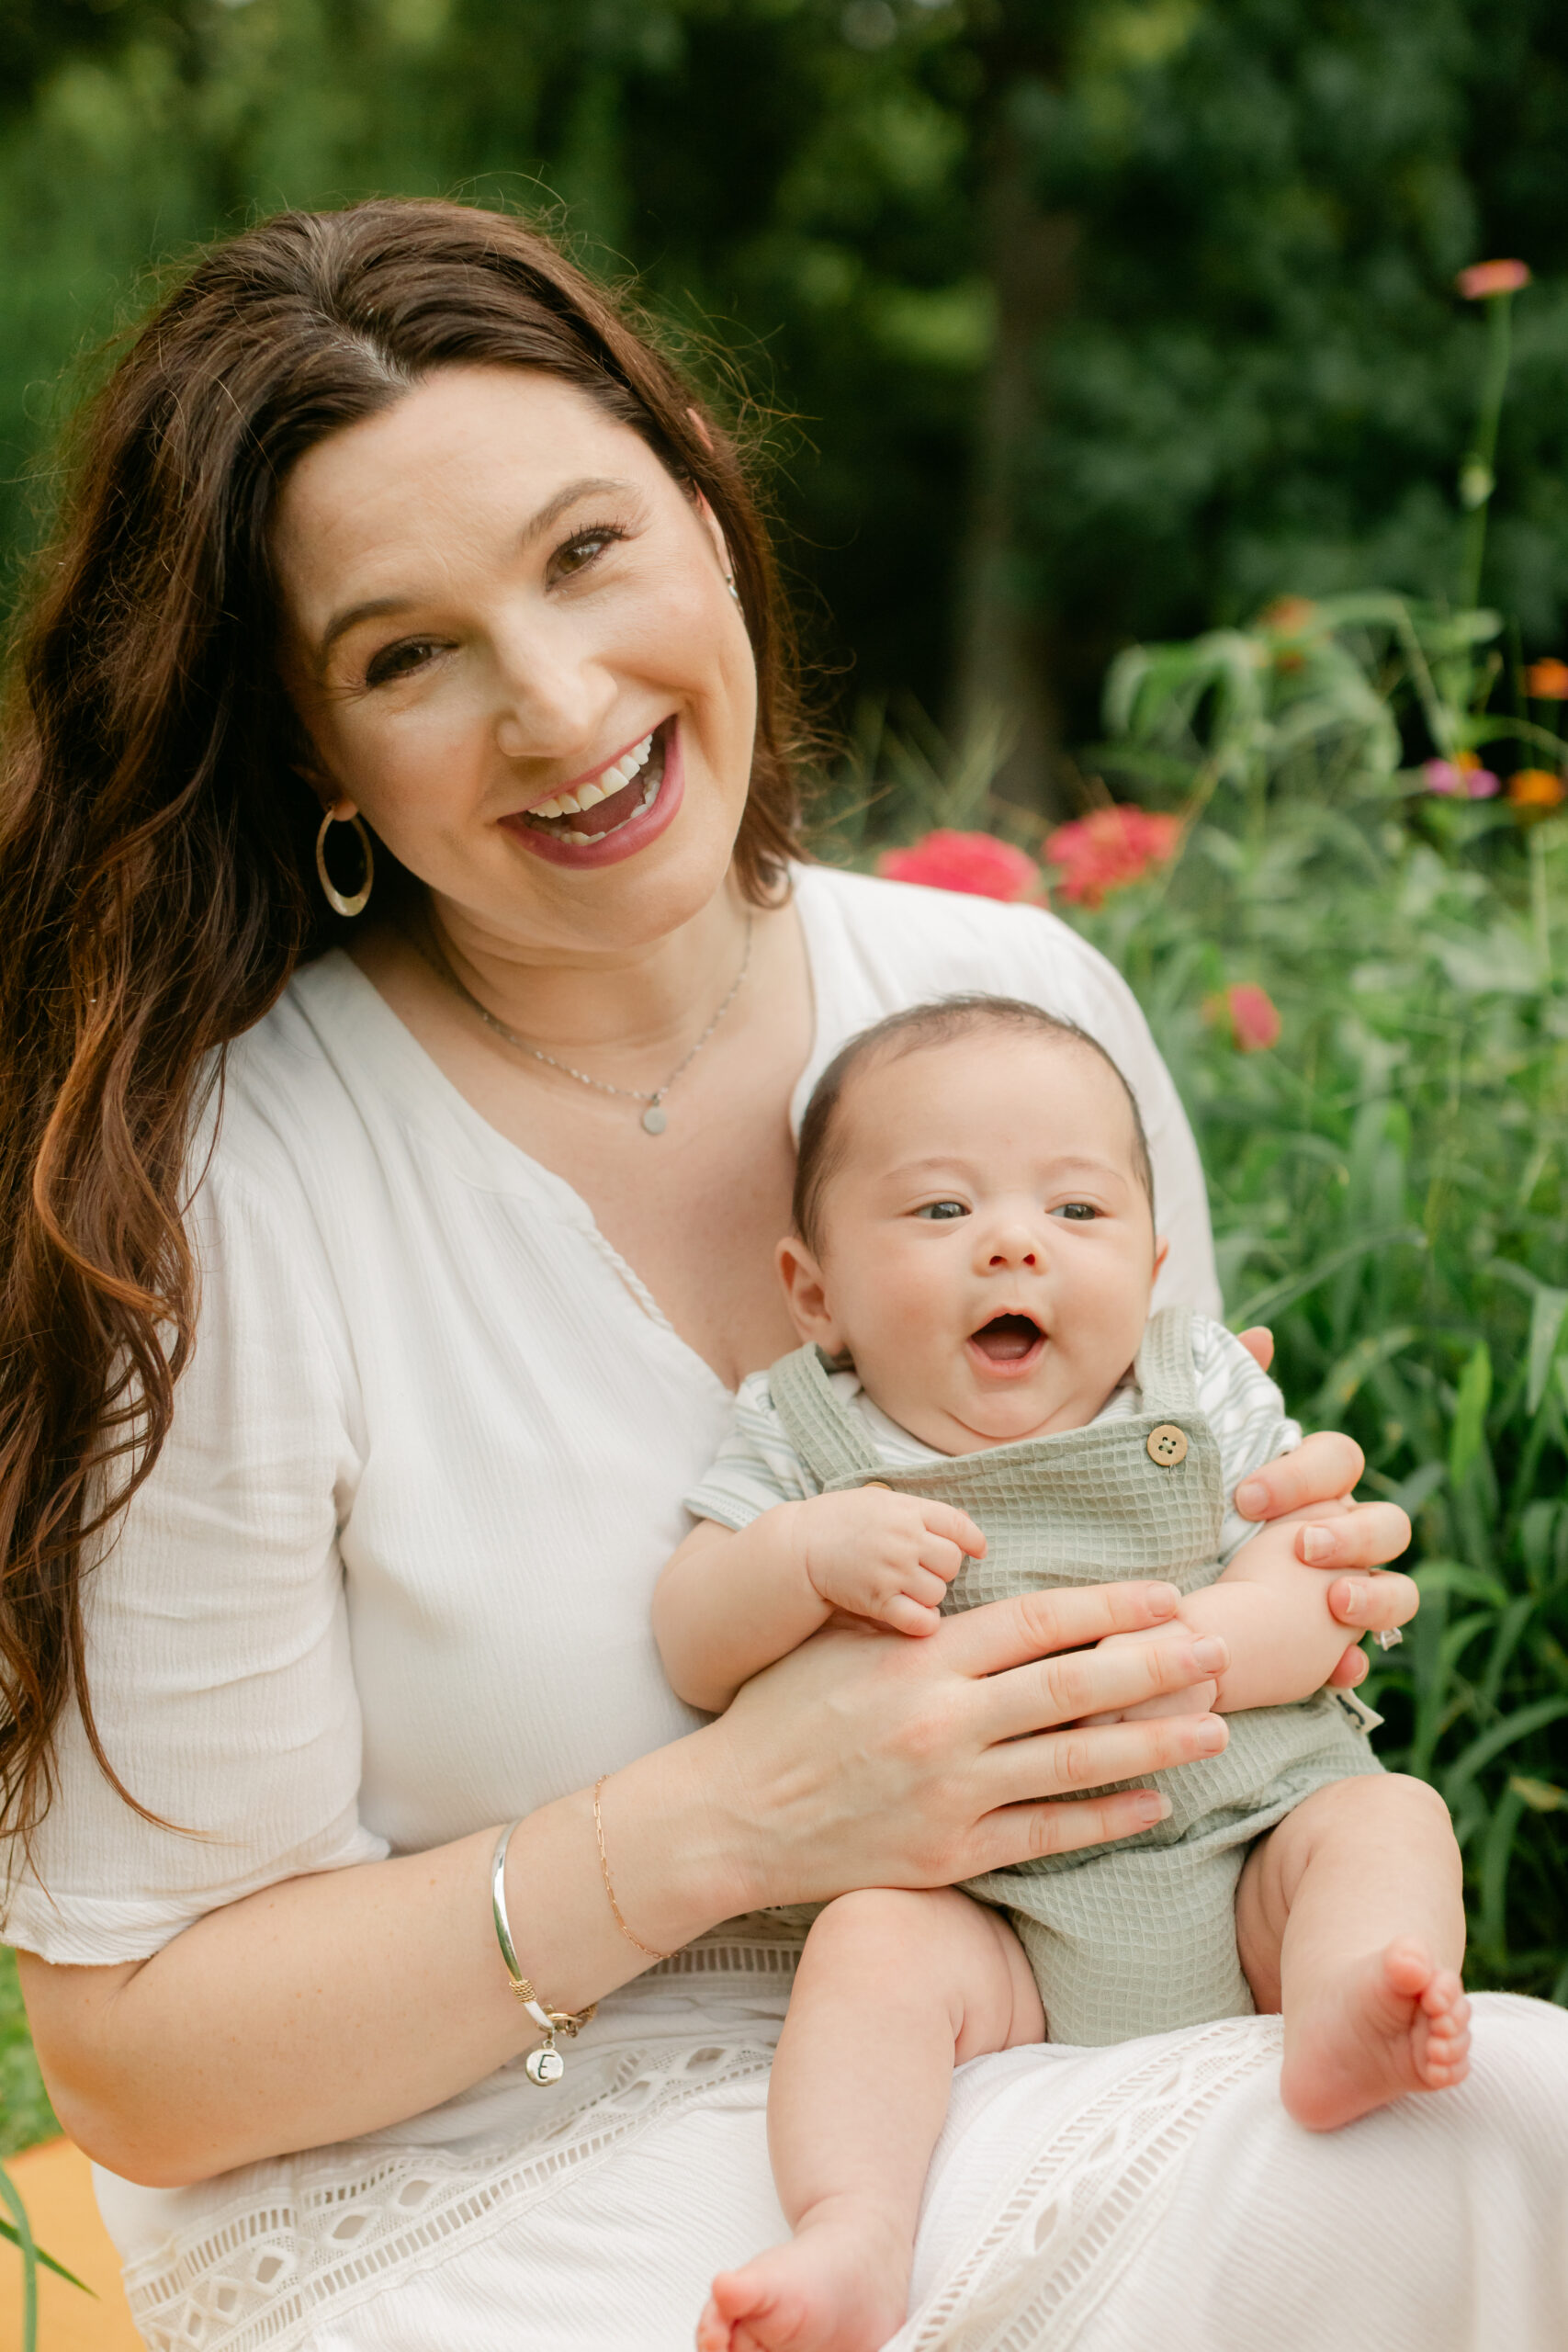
top-left (1234, 1227), bottom-right (1426, 1329)
top-left (1448, 1341), bottom-right (1493, 1488)
top-left (1312, 1325), bottom-right (1418, 1419)
top-left (0, 2165), bottom-right (37, 2352)
top-left (1528, 1286), bottom-right (1568, 1415)
top-left (0, 2218), bottom-right (96, 2295)
top-left (1509, 1776), bottom-right (1568, 1814)
top-left (1412, 1558), bottom-right (1510, 1608)
top-left (1444, 1698), bottom-right (1568, 1810)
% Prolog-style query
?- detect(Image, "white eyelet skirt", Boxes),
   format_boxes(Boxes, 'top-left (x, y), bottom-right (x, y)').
top-left (97, 1947), bottom-right (1568, 2352)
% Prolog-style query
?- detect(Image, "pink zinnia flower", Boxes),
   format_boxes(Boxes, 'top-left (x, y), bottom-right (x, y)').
top-left (1043, 806), bottom-right (1181, 908)
top-left (1456, 259), bottom-right (1531, 300)
top-left (877, 829), bottom-right (1042, 903)
top-left (1206, 984), bottom-right (1281, 1054)
top-left (1423, 755), bottom-right (1500, 799)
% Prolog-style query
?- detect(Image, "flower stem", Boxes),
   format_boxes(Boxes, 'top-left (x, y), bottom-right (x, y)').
top-left (1459, 292), bottom-right (1516, 610)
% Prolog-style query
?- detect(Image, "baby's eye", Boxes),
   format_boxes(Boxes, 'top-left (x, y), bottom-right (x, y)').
top-left (914, 1200), bottom-right (969, 1221)
top-left (1052, 1202), bottom-right (1100, 1222)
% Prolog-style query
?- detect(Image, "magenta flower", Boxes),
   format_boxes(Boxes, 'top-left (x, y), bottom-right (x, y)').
top-left (1043, 807), bottom-right (1181, 909)
top-left (877, 829), bottom-right (1042, 903)
top-left (1423, 756), bottom-right (1500, 799)
top-left (1206, 984), bottom-right (1281, 1054)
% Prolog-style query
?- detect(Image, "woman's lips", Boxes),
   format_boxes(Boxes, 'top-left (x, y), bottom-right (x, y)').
top-left (502, 719), bottom-right (684, 870)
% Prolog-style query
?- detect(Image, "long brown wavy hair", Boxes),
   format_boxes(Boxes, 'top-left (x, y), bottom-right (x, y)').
top-left (0, 198), bottom-right (809, 1848)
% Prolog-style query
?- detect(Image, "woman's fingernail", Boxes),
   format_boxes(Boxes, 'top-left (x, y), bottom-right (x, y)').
top-left (1134, 1792), bottom-right (1173, 1824)
top-left (1191, 1635), bottom-right (1228, 1672)
top-left (1234, 1479), bottom-right (1267, 1519)
top-left (1195, 1717), bottom-right (1228, 1754)
top-left (1301, 1525), bottom-right (1335, 1562)
top-left (1142, 1582), bottom-right (1180, 1618)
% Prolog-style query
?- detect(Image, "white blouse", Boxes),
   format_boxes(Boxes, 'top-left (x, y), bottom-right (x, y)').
top-left (4, 862), bottom-right (1219, 1962)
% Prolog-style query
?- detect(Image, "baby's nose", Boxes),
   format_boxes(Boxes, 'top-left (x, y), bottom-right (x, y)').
top-left (988, 1243), bottom-right (1038, 1268)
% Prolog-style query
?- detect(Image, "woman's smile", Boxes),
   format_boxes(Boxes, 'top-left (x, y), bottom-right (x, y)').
top-left (503, 714), bottom-right (682, 867)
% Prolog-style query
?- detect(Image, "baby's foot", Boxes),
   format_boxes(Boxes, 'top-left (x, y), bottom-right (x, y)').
top-left (1280, 1938), bottom-right (1472, 2132)
top-left (695, 2199), bottom-right (910, 2352)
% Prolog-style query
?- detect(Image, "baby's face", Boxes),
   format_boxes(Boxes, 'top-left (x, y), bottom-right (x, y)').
top-left (780, 1030), bottom-right (1164, 1454)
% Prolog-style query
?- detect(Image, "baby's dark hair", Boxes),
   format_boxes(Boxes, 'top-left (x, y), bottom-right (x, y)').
top-left (792, 994), bottom-right (1156, 1253)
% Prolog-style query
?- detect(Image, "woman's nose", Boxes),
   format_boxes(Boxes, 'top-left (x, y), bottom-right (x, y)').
top-left (491, 612), bottom-right (615, 763)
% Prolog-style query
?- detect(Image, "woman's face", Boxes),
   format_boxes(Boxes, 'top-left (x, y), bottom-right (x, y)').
top-left (272, 365), bottom-right (758, 960)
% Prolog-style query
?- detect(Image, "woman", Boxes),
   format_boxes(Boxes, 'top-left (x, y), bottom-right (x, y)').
top-left (0, 202), bottom-right (1561, 2352)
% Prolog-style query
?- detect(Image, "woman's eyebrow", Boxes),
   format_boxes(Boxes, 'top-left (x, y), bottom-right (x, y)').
top-left (314, 476), bottom-right (639, 666)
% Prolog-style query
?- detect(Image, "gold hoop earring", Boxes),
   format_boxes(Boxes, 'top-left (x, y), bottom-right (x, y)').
top-left (315, 808), bottom-right (374, 919)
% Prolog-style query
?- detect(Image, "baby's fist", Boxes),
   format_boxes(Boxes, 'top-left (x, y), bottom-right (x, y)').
top-left (795, 1485), bottom-right (987, 1635)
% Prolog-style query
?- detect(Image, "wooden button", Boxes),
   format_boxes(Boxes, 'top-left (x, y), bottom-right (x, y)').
top-left (1146, 1423), bottom-right (1189, 1467)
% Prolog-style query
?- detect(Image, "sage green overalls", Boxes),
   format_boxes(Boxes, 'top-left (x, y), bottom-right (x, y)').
top-left (767, 1307), bottom-right (1382, 2046)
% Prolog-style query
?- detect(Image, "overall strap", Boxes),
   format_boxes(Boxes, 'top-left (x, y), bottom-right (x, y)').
top-left (766, 1345), bottom-right (886, 1489)
top-left (1133, 1304), bottom-right (1199, 1417)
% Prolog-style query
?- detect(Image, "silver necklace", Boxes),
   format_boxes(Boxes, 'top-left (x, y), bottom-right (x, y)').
top-left (414, 911), bottom-right (754, 1135)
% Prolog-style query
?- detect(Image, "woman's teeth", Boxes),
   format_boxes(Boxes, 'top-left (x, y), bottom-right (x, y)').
top-left (527, 732), bottom-right (656, 829)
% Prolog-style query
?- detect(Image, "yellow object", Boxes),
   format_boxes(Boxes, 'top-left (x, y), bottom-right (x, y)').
top-left (0, 2140), bottom-right (142, 2351)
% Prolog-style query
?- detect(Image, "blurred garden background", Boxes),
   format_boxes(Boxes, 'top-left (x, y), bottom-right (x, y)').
top-left (1, 0), bottom-right (1566, 2172)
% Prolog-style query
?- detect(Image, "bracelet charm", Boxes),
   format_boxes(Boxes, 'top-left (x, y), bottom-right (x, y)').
top-left (491, 1820), bottom-right (597, 2086)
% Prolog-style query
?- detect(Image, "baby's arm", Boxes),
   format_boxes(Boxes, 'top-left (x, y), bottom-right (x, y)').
top-left (654, 1489), bottom-right (986, 1715)
top-left (1174, 1500), bottom-right (1368, 1712)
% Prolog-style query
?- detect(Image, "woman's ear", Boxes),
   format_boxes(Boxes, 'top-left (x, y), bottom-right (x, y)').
top-left (290, 752), bottom-right (356, 824)
top-left (775, 1235), bottom-right (845, 1354)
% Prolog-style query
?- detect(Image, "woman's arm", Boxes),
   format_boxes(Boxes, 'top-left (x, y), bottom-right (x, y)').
top-left (19, 1577), bottom-right (1229, 2188)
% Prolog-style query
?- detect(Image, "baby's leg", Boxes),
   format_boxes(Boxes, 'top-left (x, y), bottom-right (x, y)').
top-left (697, 1886), bottom-right (1043, 2352)
top-left (1235, 1773), bottom-right (1470, 2132)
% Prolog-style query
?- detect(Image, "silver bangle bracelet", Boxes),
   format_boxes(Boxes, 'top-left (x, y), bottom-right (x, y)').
top-left (490, 1818), bottom-right (596, 2086)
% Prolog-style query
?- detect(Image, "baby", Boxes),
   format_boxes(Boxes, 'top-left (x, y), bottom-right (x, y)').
top-left (654, 996), bottom-right (1470, 2352)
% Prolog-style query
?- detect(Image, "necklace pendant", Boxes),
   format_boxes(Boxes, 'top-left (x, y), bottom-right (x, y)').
top-left (641, 1102), bottom-right (668, 1136)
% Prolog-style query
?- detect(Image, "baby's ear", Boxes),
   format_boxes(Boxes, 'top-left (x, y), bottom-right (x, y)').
top-left (1152, 1234), bottom-right (1170, 1283)
top-left (775, 1235), bottom-right (843, 1353)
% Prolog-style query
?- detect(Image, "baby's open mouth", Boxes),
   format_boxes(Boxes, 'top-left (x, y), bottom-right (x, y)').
top-left (521, 722), bottom-right (669, 843)
top-left (968, 1313), bottom-right (1044, 1367)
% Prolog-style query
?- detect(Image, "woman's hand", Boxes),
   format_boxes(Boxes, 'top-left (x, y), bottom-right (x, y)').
top-left (1234, 1327), bottom-right (1416, 1683)
top-left (705, 1579), bottom-right (1231, 1912)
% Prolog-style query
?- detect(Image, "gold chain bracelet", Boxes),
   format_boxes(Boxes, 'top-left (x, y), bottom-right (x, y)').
top-left (592, 1776), bottom-right (674, 1962)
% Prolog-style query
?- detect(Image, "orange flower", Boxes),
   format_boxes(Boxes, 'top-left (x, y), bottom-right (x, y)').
top-left (1258, 595), bottom-right (1318, 633)
top-left (877, 829), bottom-right (1042, 902)
top-left (1525, 658), bottom-right (1568, 699)
top-left (1043, 806), bottom-right (1181, 908)
top-left (1508, 769), bottom-right (1566, 811)
top-left (1457, 259), bottom-right (1531, 300)
top-left (1206, 984), bottom-right (1281, 1053)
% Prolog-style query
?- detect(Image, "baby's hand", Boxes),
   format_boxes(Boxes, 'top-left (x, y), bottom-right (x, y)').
top-left (1079, 1620), bottom-right (1220, 1724)
top-left (794, 1486), bottom-right (987, 1635)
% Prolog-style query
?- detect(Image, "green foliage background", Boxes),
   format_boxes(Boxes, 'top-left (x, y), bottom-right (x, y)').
top-left (6, 0), bottom-right (1568, 763)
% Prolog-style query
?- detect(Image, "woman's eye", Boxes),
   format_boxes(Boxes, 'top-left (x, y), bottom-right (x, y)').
top-left (915, 1200), bottom-right (969, 1221)
top-left (365, 639), bottom-right (440, 689)
top-left (1053, 1202), bottom-right (1100, 1222)
top-left (553, 524), bottom-right (627, 580)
